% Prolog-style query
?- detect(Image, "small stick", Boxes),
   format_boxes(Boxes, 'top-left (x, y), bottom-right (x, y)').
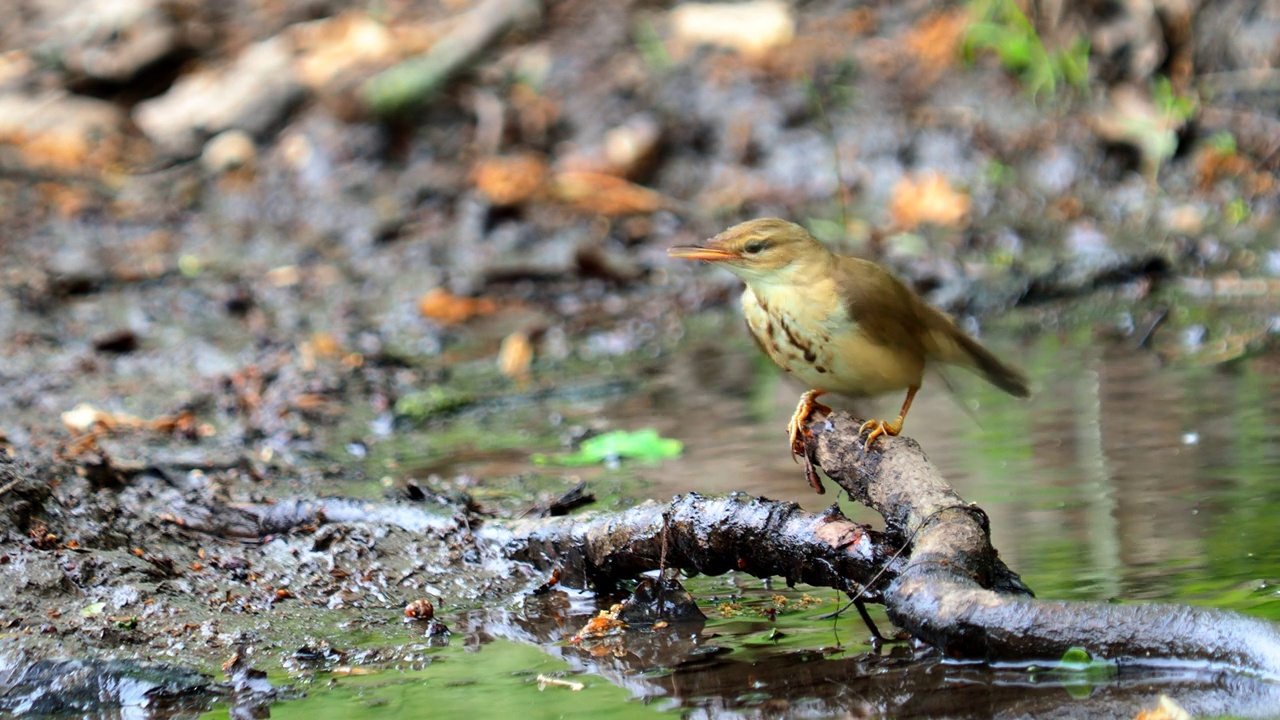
top-left (536, 674), bottom-right (584, 692)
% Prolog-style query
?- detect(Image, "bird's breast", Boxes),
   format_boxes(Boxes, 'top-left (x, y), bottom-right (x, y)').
top-left (741, 285), bottom-right (924, 396)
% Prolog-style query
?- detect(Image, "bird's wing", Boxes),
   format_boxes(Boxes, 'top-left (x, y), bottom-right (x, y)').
top-left (833, 256), bottom-right (929, 356)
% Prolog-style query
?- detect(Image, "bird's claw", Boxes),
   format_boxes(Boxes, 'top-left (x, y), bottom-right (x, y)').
top-left (857, 418), bottom-right (903, 452)
top-left (787, 390), bottom-right (830, 462)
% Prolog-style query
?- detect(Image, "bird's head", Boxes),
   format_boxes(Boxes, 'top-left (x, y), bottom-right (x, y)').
top-left (668, 218), bottom-right (827, 283)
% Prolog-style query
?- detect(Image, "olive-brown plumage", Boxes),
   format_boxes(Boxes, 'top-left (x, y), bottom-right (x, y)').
top-left (669, 218), bottom-right (1029, 464)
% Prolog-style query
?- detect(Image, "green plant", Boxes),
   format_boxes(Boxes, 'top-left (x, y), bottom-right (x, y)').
top-left (964, 0), bottom-right (1090, 101)
top-left (1152, 75), bottom-right (1197, 124)
top-left (632, 18), bottom-right (672, 74)
top-left (1134, 75), bottom-right (1198, 178)
top-left (1225, 197), bottom-right (1249, 226)
top-left (1204, 130), bottom-right (1237, 156)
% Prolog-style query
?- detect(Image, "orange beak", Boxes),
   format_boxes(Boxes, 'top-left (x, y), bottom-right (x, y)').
top-left (667, 245), bottom-right (738, 262)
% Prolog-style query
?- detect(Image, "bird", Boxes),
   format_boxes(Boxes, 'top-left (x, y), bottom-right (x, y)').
top-left (668, 218), bottom-right (1030, 466)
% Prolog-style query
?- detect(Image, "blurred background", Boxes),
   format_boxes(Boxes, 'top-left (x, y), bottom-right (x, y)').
top-left (2, 0), bottom-right (1280, 716)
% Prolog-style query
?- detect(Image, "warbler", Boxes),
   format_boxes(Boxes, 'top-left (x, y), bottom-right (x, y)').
top-left (669, 218), bottom-right (1030, 461)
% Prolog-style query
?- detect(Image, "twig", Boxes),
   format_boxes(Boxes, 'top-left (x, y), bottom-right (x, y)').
top-left (363, 0), bottom-right (543, 116)
top-left (536, 674), bottom-right (584, 692)
top-left (0, 476), bottom-right (21, 499)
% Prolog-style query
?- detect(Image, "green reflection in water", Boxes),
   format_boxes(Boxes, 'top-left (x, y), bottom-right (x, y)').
top-left (202, 639), bottom-right (667, 720)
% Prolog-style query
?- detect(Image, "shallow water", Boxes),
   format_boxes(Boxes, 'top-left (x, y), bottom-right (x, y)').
top-left (240, 311), bottom-right (1280, 719)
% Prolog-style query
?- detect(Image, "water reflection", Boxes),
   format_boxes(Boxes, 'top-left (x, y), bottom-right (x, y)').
top-left (444, 594), bottom-right (1280, 719)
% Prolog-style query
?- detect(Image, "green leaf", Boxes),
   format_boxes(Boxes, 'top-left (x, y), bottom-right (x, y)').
top-left (533, 429), bottom-right (682, 466)
top-left (1051, 646), bottom-right (1118, 680)
top-left (1058, 646), bottom-right (1093, 667)
top-left (81, 601), bottom-right (106, 618)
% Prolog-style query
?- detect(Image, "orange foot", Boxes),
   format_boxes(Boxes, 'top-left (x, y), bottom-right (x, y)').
top-left (787, 389), bottom-right (830, 462)
top-left (857, 385), bottom-right (919, 452)
top-left (857, 417), bottom-right (904, 452)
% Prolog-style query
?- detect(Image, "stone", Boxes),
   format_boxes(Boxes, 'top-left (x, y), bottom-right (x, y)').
top-left (200, 129), bottom-right (257, 174)
top-left (45, 0), bottom-right (181, 83)
top-left (0, 91), bottom-right (127, 172)
top-left (133, 37), bottom-right (303, 157)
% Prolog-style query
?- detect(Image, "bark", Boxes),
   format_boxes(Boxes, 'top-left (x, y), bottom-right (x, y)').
top-left (499, 493), bottom-right (893, 598)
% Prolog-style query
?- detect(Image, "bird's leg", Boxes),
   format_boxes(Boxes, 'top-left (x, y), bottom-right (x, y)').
top-left (787, 389), bottom-right (831, 462)
top-left (858, 385), bottom-right (919, 452)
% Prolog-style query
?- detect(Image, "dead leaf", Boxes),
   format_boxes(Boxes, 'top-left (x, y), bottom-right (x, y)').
top-left (265, 265), bottom-right (301, 287)
top-left (903, 9), bottom-right (970, 80)
top-left (299, 331), bottom-right (344, 371)
top-left (570, 605), bottom-right (628, 644)
top-left (148, 411), bottom-right (203, 438)
top-left (1135, 694), bottom-right (1192, 720)
top-left (417, 288), bottom-right (499, 326)
top-left (887, 172), bottom-right (970, 231)
top-left (61, 403), bottom-right (205, 443)
top-left (472, 152), bottom-right (550, 207)
top-left (61, 403), bottom-right (143, 435)
top-left (498, 331), bottom-right (533, 382)
top-left (552, 171), bottom-right (667, 216)
top-left (1192, 142), bottom-right (1254, 192)
top-left (292, 393), bottom-right (340, 416)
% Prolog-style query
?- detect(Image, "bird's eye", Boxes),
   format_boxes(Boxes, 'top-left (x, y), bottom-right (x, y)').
top-left (743, 240), bottom-right (767, 254)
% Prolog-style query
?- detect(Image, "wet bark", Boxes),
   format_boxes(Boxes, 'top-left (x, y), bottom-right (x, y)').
top-left (501, 493), bottom-right (894, 598)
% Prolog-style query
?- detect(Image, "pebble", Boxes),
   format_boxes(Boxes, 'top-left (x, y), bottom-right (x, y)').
top-left (200, 129), bottom-right (257, 174)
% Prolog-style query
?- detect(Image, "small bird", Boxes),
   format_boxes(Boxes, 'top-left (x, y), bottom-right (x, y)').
top-left (669, 218), bottom-right (1030, 466)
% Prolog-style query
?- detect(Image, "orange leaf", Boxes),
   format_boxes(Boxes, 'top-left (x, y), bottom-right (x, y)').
top-left (887, 172), bottom-right (970, 231)
top-left (903, 9), bottom-right (970, 76)
top-left (552, 171), bottom-right (667, 216)
top-left (472, 152), bottom-right (550, 207)
top-left (416, 288), bottom-right (499, 326)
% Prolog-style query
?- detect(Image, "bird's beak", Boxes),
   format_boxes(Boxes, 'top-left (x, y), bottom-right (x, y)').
top-left (667, 245), bottom-right (738, 262)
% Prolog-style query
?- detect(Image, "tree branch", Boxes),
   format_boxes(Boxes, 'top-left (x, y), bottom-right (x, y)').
top-left (805, 410), bottom-right (1280, 678)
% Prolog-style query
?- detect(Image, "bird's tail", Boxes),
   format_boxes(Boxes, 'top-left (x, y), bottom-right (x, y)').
top-left (925, 315), bottom-right (1030, 398)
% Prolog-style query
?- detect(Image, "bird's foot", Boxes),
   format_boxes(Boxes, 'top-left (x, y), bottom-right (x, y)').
top-left (787, 390), bottom-right (831, 462)
top-left (857, 417), bottom-right (904, 452)
top-left (857, 386), bottom-right (918, 453)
